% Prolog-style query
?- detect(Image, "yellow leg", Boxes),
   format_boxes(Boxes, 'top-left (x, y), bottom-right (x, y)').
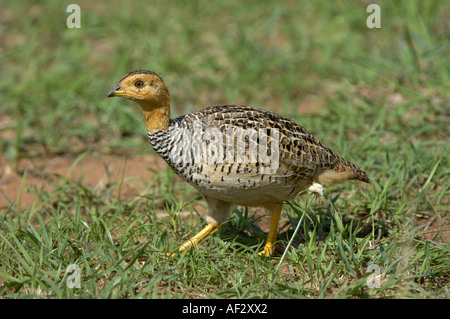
top-left (177, 223), bottom-right (220, 252)
top-left (258, 205), bottom-right (282, 257)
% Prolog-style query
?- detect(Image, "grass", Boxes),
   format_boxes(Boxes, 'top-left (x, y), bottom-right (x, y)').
top-left (0, 0), bottom-right (449, 298)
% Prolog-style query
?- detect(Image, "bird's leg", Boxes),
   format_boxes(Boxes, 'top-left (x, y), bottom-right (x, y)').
top-left (258, 205), bottom-right (282, 257)
top-left (167, 196), bottom-right (232, 256)
top-left (177, 223), bottom-right (221, 252)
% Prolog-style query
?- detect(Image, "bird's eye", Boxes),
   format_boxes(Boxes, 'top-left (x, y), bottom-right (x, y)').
top-left (134, 80), bottom-right (144, 88)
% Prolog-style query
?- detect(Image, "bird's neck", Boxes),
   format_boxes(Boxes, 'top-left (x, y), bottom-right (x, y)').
top-left (137, 96), bottom-right (171, 134)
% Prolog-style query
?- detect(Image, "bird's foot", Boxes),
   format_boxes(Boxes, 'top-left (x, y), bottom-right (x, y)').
top-left (258, 243), bottom-right (281, 257)
top-left (165, 251), bottom-right (177, 257)
top-left (164, 242), bottom-right (199, 257)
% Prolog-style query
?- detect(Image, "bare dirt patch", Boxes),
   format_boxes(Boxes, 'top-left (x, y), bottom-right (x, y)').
top-left (0, 153), bottom-right (166, 210)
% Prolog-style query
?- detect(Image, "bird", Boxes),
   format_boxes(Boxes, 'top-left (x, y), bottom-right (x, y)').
top-left (106, 70), bottom-right (370, 257)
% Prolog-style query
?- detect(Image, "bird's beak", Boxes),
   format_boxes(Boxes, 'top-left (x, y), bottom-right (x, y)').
top-left (106, 83), bottom-right (124, 98)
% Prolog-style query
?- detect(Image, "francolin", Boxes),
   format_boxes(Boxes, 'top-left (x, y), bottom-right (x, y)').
top-left (107, 70), bottom-right (370, 256)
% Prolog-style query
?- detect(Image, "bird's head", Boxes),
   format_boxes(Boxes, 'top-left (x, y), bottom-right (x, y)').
top-left (107, 70), bottom-right (171, 132)
top-left (106, 70), bottom-right (169, 106)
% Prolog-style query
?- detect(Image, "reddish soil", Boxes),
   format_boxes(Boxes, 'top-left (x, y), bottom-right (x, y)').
top-left (0, 154), bottom-right (166, 210)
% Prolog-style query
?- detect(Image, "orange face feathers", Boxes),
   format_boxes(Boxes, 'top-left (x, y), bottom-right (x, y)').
top-left (106, 70), bottom-right (169, 103)
top-left (107, 70), bottom-right (171, 133)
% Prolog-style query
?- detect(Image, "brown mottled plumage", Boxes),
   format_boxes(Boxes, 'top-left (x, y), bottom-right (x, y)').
top-left (107, 70), bottom-right (370, 256)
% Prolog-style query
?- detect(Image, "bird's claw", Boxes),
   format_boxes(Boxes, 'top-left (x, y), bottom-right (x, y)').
top-left (258, 243), bottom-right (281, 257)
